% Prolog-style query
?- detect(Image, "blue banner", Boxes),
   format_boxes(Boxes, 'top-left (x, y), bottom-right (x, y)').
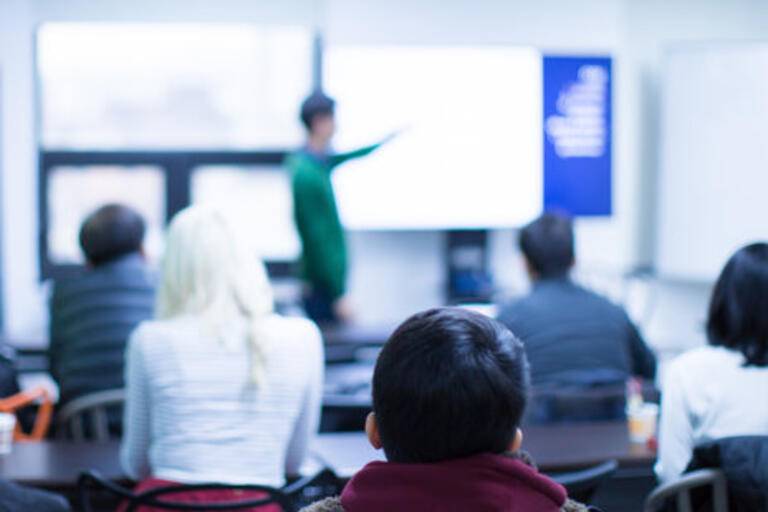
top-left (543, 56), bottom-right (612, 216)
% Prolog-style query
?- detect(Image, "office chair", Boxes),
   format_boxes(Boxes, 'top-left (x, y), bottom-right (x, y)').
top-left (78, 468), bottom-right (342, 512)
top-left (56, 388), bottom-right (125, 441)
top-left (644, 469), bottom-right (728, 512)
top-left (550, 459), bottom-right (619, 504)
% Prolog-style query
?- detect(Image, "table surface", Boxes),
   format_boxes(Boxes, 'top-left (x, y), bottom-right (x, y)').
top-left (0, 421), bottom-right (655, 489)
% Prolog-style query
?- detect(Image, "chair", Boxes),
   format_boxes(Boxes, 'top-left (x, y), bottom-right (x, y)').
top-left (78, 468), bottom-right (341, 512)
top-left (644, 469), bottom-right (728, 512)
top-left (526, 378), bottom-right (660, 425)
top-left (550, 459), bottom-right (618, 504)
top-left (56, 388), bottom-right (125, 441)
top-left (0, 387), bottom-right (54, 441)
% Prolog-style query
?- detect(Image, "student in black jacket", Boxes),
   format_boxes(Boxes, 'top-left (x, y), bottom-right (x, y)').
top-left (497, 214), bottom-right (656, 391)
top-left (48, 204), bottom-right (156, 416)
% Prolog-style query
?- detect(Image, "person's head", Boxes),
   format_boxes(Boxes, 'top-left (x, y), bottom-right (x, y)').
top-left (707, 242), bottom-right (768, 366)
top-left (366, 307), bottom-right (529, 464)
top-left (519, 213), bottom-right (575, 280)
top-left (300, 91), bottom-right (336, 143)
top-left (79, 204), bottom-right (146, 267)
top-left (156, 205), bottom-right (274, 383)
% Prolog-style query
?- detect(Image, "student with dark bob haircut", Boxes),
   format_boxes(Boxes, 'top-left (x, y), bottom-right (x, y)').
top-left (657, 243), bottom-right (768, 483)
top-left (301, 308), bottom-right (592, 512)
top-left (706, 243), bottom-right (768, 365)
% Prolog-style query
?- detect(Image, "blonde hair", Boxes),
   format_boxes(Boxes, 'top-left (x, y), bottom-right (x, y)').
top-left (156, 205), bottom-right (274, 385)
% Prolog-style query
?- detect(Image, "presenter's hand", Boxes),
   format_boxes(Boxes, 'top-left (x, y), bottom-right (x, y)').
top-left (332, 296), bottom-right (355, 324)
top-left (380, 126), bottom-right (408, 145)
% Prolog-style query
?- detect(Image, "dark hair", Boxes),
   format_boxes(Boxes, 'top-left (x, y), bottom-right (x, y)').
top-left (707, 243), bottom-right (768, 366)
top-left (519, 213), bottom-right (574, 278)
top-left (300, 91), bottom-right (335, 131)
top-left (79, 204), bottom-right (145, 266)
top-left (372, 307), bottom-right (529, 464)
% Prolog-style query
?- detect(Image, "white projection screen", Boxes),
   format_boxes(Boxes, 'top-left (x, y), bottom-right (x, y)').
top-left (324, 45), bottom-right (543, 230)
top-left (656, 45), bottom-right (768, 281)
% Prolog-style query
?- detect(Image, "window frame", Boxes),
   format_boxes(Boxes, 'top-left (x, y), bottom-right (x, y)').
top-left (38, 150), bottom-right (294, 280)
top-left (36, 25), bottom-right (322, 281)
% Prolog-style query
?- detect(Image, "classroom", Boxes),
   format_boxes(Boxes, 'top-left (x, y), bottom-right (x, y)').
top-left (0, 0), bottom-right (767, 511)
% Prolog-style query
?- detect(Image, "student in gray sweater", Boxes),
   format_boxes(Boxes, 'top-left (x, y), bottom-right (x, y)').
top-left (48, 204), bottom-right (156, 420)
top-left (497, 214), bottom-right (656, 390)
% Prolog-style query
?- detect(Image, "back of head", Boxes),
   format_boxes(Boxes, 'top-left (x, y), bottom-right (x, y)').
top-left (300, 90), bottom-right (335, 131)
top-left (707, 242), bottom-right (768, 366)
top-left (156, 205), bottom-right (274, 383)
top-left (79, 204), bottom-right (145, 267)
top-left (372, 308), bottom-right (529, 464)
top-left (519, 213), bottom-right (574, 278)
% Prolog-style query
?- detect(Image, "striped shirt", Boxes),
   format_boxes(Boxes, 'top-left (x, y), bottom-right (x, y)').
top-left (120, 313), bottom-right (324, 486)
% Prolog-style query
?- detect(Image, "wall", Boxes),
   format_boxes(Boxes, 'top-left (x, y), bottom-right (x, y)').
top-left (1, 0), bottom-right (767, 349)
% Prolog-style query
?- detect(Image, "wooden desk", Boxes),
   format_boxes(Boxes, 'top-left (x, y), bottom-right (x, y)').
top-left (0, 421), bottom-right (655, 491)
top-left (0, 441), bottom-right (124, 489)
top-left (312, 421), bottom-right (655, 477)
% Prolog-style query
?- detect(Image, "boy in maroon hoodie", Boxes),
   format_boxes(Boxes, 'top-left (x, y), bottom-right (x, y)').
top-left (302, 308), bottom-right (592, 512)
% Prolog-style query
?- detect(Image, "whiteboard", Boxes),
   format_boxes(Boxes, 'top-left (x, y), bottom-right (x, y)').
top-left (656, 45), bottom-right (768, 281)
top-left (324, 45), bottom-right (542, 230)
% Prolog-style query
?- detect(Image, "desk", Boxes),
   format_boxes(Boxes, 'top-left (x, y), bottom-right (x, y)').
top-left (0, 441), bottom-right (123, 488)
top-left (320, 325), bottom-right (392, 363)
top-left (312, 421), bottom-right (655, 476)
top-left (0, 421), bottom-right (655, 491)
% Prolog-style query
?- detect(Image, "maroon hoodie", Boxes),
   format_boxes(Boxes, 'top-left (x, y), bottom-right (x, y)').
top-left (340, 452), bottom-right (568, 512)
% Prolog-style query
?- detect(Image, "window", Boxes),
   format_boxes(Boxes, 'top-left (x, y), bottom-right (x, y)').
top-left (38, 23), bottom-right (313, 150)
top-left (47, 165), bottom-right (166, 265)
top-left (190, 166), bottom-right (300, 261)
top-left (37, 23), bottom-right (316, 279)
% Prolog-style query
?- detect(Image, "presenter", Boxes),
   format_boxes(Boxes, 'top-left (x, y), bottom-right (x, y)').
top-left (287, 91), bottom-right (391, 325)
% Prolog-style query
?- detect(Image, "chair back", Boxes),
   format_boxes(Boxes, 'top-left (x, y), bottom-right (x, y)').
top-left (283, 468), bottom-right (343, 510)
top-left (0, 387), bottom-right (54, 441)
top-left (549, 459), bottom-right (618, 504)
top-left (527, 386), bottom-right (627, 424)
top-left (644, 469), bottom-right (729, 512)
top-left (56, 388), bottom-right (126, 441)
top-left (79, 468), bottom-right (341, 512)
top-left (79, 471), bottom-right (291, 512)
top-left (684, 435), bottom-right (768, 511)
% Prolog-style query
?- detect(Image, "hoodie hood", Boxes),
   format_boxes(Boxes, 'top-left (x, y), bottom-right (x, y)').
top-left (340, 452), bottom-right (567, 512)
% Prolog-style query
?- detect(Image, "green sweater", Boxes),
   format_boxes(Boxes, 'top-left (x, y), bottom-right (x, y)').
top-left (287, 143), bottom-right (381, 300)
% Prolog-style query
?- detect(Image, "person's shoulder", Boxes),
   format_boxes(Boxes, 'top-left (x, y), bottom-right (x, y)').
top-left (671, 345), bottom-right (741, 372)
top-left (127, 318), bottom-right (182, 354)
top-left (568, 282), bottom-right (633, 320)
top-left (50, 268), bottom-right (96, 295)
top-left (286, 151), bottom-right (317, 172)
top-left (299, 497), bottom-right (344, 512)
top-left (496, 295), bottom-right (531, 324)
top-left (265, 315), bottom-right (323, 349)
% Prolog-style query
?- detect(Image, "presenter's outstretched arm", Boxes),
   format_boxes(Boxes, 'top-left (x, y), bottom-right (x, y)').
top-left (329, 130), bottom-right (400, 169)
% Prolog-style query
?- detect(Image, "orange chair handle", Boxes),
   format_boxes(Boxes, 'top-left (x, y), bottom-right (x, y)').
top-left (0, 387), bottom-right (54, 442)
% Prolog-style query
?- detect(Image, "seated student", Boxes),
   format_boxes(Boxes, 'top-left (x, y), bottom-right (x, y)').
top-left (302, 308), bottom-right (590, 512)
top-left (656, 243), bottom-right (768, 483)
top-left (121, 206), bottom-right (323, 495)
top-left (497, 213), bottom-right (656, 389)
top-left (49, 204), bottom-right (156, 410)
top-left (0, 480), bottom-right (71, 512)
